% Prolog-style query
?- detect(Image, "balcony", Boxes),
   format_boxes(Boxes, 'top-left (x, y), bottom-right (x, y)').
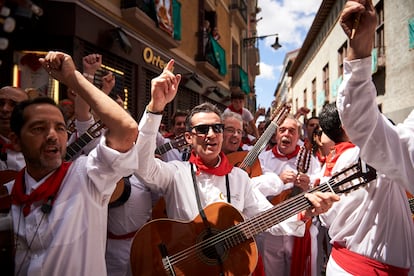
top-left (120, 0), bottom-right (180, 49)
top-left (196, 34), bottom-right (227, 81)
top-left (229, 64), bottom-right (250, 94)
top-left (229, 0), bottom-right (248, 29)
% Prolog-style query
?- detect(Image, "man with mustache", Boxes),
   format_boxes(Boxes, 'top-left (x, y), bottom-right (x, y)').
top-left (257, 115), bottom-right (322, 276)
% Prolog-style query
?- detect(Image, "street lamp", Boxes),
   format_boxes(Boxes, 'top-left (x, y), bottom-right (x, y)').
top-left (243, 33), bottom-right (282, 50)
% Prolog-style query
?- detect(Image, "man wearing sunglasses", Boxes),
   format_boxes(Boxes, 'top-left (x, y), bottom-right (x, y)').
top-left (133, 59), bottom-right (340, 274)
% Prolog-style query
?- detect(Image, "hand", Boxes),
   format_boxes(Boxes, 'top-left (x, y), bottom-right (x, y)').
top-left (39, 51), bottom-right (77, 87)
top-left (302, 191), bottom-right (340, 218)
top-left (279, 170), bottom-right (297, 184)
top-left (294, 107), bottom-right (310, 119)
top-left (148, 59), bottom-right (181, 113)
top-left (294, 173), bottom-right (310, 191)
top-left (340, 0), bottom-right (377, 59)
top-left (101, 72), bottom-right (115, 95)
top-left (82, 53), bottom-right (102, 75)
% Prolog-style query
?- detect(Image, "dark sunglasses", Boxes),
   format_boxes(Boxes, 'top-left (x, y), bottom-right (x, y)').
top-left (189, 123), bottom-right (224, 135)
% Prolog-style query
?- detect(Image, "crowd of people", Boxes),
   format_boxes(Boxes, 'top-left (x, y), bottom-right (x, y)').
top-left (0, 1), bottom-right (413, 275)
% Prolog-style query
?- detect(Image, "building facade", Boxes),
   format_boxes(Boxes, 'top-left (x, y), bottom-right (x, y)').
top-left (0, 0), bottom-right (263, 129)
top-left (275, 0), bottom-right (414, 124)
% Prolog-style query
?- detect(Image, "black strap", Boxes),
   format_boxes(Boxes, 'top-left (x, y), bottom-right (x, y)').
top-left (108, 176), bottom-right (132, 208)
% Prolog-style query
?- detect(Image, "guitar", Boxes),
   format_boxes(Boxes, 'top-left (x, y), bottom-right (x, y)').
top-left (407, 192), bottom-right (414, 220)
top-left (130, 160), bottom-right (376, 276)
top-left (155, 134), bottom-right (189, 156)
top-left (64, 120), bottom-right (105, 161)
top-left (227, 103), bottom-right (291, 177)
top-left (270, 143), bottom-right (313, 205)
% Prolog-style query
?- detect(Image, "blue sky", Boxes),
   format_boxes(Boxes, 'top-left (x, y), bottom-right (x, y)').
top-left (254, 0), bottom-right (322, 109)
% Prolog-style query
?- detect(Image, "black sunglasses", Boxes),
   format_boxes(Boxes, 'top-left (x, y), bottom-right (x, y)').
top-left (189, 123), bottom-right (224, 135)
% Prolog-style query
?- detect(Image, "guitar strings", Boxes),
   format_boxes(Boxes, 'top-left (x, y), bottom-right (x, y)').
top-left (167, 163), bottom-right (365, 268)
top-left (166, 178), bottom-right (338, 267)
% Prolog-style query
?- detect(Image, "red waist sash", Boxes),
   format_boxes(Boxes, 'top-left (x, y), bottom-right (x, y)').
top-left (331, 243), bottom-right (409, 276)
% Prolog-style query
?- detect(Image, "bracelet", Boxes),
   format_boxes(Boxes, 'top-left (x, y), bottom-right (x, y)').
top-left (145, 106), bottom-right (163, 115)
top-left (82, 72), bottom-right (94, 80)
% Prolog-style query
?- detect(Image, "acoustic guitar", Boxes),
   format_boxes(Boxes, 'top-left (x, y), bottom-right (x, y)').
top-left (227, 103), bottom-right (291, 177)
top-left (407, 192), bottom-right (414, 221)
top-left (64, 120), bottom-right (125, 203)
top-left (155, 134), bottom-right (189, 156)
top-left (130, 160), bottom-right (376, 276)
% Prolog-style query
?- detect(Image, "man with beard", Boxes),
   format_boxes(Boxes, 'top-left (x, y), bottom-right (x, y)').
top-left (5, 51), bottom-right (138, 275)
top-left (256, 115), bottom-right (321, 276)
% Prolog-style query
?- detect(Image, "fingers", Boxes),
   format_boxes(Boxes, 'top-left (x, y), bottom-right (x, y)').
top-left (164, 59), bottom-right (175, 73)
top-left (304, 191), bottom-right (340, 216)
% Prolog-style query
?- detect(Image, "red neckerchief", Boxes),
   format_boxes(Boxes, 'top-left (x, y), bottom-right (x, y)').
top-left (324, 141), bottom-right (356, 176)
top-left (11, 162), bottom-right (72, 216)
top-left (0, 136), bottom-right (14, 154)
top-left (227, 104), bottom-right (242, 115)
top-left (189, 151), bottom-right (233, 176)
top-left (272, 145), bottom-right (301, 160)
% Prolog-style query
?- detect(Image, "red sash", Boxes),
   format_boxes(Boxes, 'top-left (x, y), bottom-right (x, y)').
top-left (272, 145), bottom-right (300, 160)
top-left (331, 243), bottom-right (409, 276)
top-left (11, 162), bottom-right (72, 216)
top-left (324, 142), bottom-right (355, 176)
top-left (189, 151), bottom-right (233, 176)
top-left (227, 104), bottom-right (242, 115)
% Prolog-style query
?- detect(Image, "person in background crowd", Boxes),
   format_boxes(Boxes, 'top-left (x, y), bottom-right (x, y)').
top-left (256, 115), bottom-right (322, 276)
top-left (0, 86), bottom-right (28, 172)
top-left (224, 91), bottom-right (260, 141)
top-left (156, 110), bottom-right (190, 161)
top-left (5, 51), bottom-right (138, 275)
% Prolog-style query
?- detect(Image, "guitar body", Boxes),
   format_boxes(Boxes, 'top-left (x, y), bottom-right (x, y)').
top-left (130, 202), bottom-right (258, 276)
top-left (226, 151), bottom-right (262, 177)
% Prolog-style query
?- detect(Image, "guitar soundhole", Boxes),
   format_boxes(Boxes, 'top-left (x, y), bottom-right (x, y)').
top-left (197, 228), bottom-right (228, 266)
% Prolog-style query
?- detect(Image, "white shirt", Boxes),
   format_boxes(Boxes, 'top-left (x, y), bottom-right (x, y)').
top-left (106, 175), bottom-right (153, 276)
top-left (135, 112), bottom-right (307, 236)
top-left (6, 136), bottom-right (138, 276)
top-left (0, 135), bottom-right (25, 171)
top-left (337, 57), bottom-right (414, 195)
top-left (332, 57), bottom-right (414, 269)
top-left (224, 107), bottom-right (254, 123)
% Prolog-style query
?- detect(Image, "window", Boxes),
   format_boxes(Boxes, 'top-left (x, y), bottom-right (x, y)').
top-left (375, 1), bottom-right (384, 56)
top-left (323, 63), bottom-right (330, 102)
top-left (338, 42), bottom-right (348, 77)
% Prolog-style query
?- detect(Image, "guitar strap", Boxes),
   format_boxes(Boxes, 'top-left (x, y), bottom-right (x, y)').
top-left (190, 164), bottom-right (231, 222)
top-left (190, 164), bottom-right (229, 274)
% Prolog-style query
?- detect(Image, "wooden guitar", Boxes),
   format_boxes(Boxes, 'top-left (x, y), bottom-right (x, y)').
top-left (227, 103), bottom-right (291, 177)
top-left (64, 120), bottom-right (105, 161)
top-left (130, 160), bottom-right (376, 276)
top-left (407, 192), bottom-right (414, 221)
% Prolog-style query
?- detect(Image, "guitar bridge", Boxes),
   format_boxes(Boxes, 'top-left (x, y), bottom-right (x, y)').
top-left (158, 243), bottom-right (176, 276)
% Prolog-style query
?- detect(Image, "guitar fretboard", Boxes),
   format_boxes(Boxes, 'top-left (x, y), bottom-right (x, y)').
top-left (155, 142), bottom-right (174, 155)
top-left (64, 120), bottom-right (105, 161)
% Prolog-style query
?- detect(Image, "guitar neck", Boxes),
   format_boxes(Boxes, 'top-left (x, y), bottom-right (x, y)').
top-left (155, 141), bottom-right (174, 155)
top-left (239, 121), bottom-right (278, 170)
top-left (64, 120), bottom-right (104, 161)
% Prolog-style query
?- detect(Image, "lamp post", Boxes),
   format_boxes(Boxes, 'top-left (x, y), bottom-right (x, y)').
top-left (243, 33), bottom-right (282, 50)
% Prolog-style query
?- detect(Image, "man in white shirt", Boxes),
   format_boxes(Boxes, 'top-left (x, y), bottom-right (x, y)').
top-left (131, 59), bottom-right (339, 275)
